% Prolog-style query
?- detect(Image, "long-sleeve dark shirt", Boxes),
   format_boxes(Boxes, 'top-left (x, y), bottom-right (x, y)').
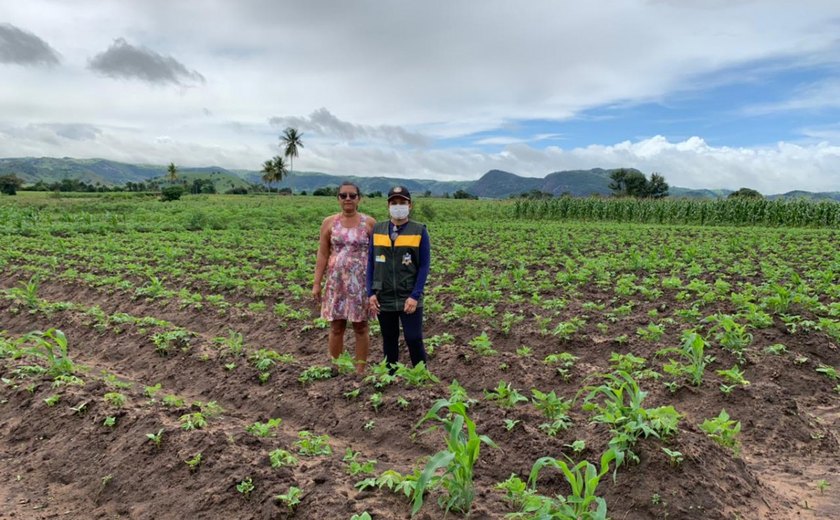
top-left (366, 221), bottom-right (430, 300)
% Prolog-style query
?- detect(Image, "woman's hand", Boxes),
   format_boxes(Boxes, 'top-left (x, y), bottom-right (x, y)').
top-left (369, 295), bottom-right (380, 315)
top-left (312, 283), bottom-right (322, 303)
top-left (404, 297), bottom-right (418, 314)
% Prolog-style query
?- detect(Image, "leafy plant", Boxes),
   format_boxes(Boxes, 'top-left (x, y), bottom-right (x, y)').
top-left (332, 352), bottom-right (356, 375)
top-left (298, 365), bottom-right (333, 383)
top-left (484, 381), bottom-right (529, 408)
top-left (469, 332), bottom-right (497, 356)
top-left (180, 412), bottom-right (208, 431)
top-left (396, 361), bottom-right (440, 386)
top-left (185, 452), bottom-right (202, 472)
top-left (661, 447), bottom-right (684, 466)
top-left (296, 431), bottom-right (332, 456)
top-left (275, 486), bottom-right (301, 510)
top-left (246, 418), bottom-right (282, 437)
top-left (700, 409), bottom-right (741, 454)
top-left (146, 428), bottom-right (164, 448)
top-left (236, 477), bottom-right (254, 498)
top-left (269, 449), bottom-right (299, 468)
top-left (103, 392), bottom-right (126, 408)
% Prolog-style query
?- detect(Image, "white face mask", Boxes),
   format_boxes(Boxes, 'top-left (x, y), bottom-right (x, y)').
top-left (389, 204), bottom-right (410, 220)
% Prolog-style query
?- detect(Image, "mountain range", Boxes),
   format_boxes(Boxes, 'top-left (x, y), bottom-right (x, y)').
top-left (1, 157), bottom-right (838, 201)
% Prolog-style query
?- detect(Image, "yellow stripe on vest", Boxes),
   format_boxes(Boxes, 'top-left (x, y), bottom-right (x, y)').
top-left (394, 234), bottom-right (421, 247)
top-left (373, 233), bottom-right (391, 247)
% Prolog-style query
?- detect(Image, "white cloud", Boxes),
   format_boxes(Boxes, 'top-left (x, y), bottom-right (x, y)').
top-left (1, 1), bottom-right (840, 193)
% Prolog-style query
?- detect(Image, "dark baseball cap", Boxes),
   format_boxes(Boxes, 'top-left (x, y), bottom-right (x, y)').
top-left (387, 186), bottom-right (411, 201)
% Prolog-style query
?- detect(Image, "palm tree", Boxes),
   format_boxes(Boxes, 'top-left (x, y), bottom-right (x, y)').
top-left (261, 155), bottom-right (288, 194)
top-left (272, 155), bottom-right (288, 195)
top-left (261, 159), bottom-right (276, 192)
top-left (167, 162), bottom-right (178, 183)
top-left (281, 128), bottom-right (303, 177)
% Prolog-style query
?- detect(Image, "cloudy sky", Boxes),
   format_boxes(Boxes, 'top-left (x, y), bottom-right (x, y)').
top-left (2, 0), bottom-right (840, 193)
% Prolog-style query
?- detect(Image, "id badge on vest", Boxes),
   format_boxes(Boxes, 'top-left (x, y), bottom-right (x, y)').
top-left (402, 252), bottom-right (413, 266)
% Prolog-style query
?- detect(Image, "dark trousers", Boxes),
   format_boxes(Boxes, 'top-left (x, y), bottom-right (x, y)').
top-left (379, 308), bottom-right (427, 367)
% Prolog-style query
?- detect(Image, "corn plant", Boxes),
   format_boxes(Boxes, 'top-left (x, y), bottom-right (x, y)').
top-left (522, 448), bottom-right (619, 520)
top-left (658, 331), bottom-right (714, 387)
top-left (22, 328), bottom-right (76, 377)
top-left (411, 399), bottom-right (497, 516)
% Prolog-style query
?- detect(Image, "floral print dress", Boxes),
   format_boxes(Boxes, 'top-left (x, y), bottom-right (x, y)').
top-left (322, 214), bottom-right (371, 322)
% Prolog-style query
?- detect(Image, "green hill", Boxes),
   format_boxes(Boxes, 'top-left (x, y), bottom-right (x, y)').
top-left (2, 156), bottom-right (837, 200)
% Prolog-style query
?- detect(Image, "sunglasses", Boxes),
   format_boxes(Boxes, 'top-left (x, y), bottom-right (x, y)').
top-left (338, 193), bottom-right (359, 200)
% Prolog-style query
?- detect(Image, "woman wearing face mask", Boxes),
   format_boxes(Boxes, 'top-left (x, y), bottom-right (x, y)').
top-left (366, 186), bottom-right (431, 368)
top-left (313, 181), bottom-right (376, 373)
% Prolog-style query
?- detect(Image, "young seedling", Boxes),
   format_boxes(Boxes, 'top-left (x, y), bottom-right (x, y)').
top-left (564, 440), bottom-right (586, 454)
top-left (275, 486), bottom-right (301, 510)
top-left (484, 381), bottom-right (528, 409)
top-left (103, 392), bottom-right (127, 408)
top-left (503, 419), bottom-right (520, 431)
top-left (180, 412), bottom-right (208, 431)
top-left (185, 452), bottom-right (202, 472)
top-left (332, 352), bottom-right (356, 375)
top-left (146, 428), bottom-right (164, 449)
top-left (103, 416), bottom-right (117, 427)
top-left (350, 513), bottom-right (372, 520)
top-left (700, 410), bottom-right (741, 454)
top-left (661, 447), bottom-right (684, 466)
top-left (469, 332), bottom-right (497, 356)
top-left (269, 449), bottom-right (299, 468)
top-left (246, 418), bottom-right (282, 437)
top-left (370, 392), bottom-right (384, 412)
top-left (296, 431), bottom-right (332, 456)
top-left (236, 477), bottom-right (254, 499)
top-left (363, 420), bottom-right (375, 431)
top-left (816, 479), bottom-right (830, 494)
top-left (43, 394), bottom-right (60, 407)
top-left (298, 365), bottom-right (333, 383)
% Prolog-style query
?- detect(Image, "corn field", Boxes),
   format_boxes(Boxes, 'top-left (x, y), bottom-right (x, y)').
top-left (513, 197), bottom-right (840, 227)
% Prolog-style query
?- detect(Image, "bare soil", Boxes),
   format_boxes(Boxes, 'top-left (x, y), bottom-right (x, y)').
top-left (1, 275), bottom-right (839, 520)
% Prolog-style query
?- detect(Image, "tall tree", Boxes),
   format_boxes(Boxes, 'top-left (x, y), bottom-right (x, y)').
top-left (646, 173), bottom-right (669, 199)
top-left (609, 169), bottom-right (669, 198)
top-left (281, 128), bottom-right (304, 177)
top-left (728, 187), bottom-right (763, 199)
top-left (167, 162), bottom-right (178, 183)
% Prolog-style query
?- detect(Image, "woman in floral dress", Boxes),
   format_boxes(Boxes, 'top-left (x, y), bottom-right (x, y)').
top-left (312, 182), bottom-right (376, 373)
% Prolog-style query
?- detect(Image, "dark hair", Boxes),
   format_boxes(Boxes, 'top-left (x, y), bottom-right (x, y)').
top-left (339, 181), bottom-right (361, 196)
